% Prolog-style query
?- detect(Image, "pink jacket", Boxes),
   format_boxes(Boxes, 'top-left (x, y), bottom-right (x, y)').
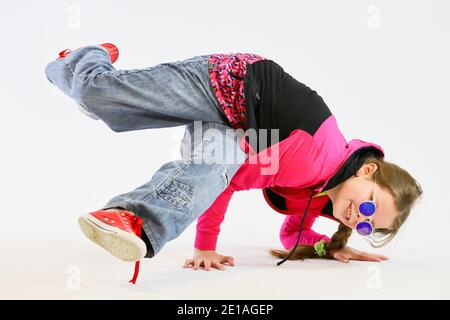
top-left (194, 115), bottom-right (385, 250)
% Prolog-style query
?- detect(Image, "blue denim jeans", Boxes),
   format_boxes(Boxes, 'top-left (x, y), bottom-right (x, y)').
top-left (45, 46), bottom-right (248, 257)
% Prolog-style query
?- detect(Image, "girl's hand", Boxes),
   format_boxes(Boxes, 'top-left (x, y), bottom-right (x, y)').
top-left (182, 248), bottom-right (235, 271)
top-left (329, 246), bottom-right (389, 263)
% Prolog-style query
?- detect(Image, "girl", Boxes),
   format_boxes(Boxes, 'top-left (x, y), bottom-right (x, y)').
top-left (44, 43), bottom-right (423, 284)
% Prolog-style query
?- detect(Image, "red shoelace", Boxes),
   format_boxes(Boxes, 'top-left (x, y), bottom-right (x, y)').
top-left (125, 213), bottom-right (143, 284)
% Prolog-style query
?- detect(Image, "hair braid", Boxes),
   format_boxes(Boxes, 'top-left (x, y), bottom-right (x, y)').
top-left (269, 223), bottom-right (352, 260)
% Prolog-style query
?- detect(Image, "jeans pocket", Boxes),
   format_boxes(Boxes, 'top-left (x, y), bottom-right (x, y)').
top-left (156, 177), bottom-right (194, 210)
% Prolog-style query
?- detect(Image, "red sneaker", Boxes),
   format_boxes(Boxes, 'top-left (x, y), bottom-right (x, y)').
top-left (57, 42), bottom-right (119, 64)
top-left (98, 43), bottom-right (119, 64)
top-left (78, 209), bottom-right (147, 284)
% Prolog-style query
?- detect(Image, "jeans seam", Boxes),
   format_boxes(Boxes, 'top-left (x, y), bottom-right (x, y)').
top-left (141, 222), bottom-right (158, 257)
top-left (107, 64), bottom-right (169, 79)
top-left (61, 50), bottom-right (169, 81)
top-left (58, 59), bottom-right (75, 78)
top-left (139, 161), bottom-right (188, 203)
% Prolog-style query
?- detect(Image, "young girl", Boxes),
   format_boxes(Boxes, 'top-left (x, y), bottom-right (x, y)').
top-left (45, 43), bottom-right (423, 284)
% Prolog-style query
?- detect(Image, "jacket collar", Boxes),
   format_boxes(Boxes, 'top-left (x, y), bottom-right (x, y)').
top-left (262, 138), bottom-right (385, 216)
top-left (317, 139), bottom-right (384, 217)
top-left (315, 139), bottom-right (385, 194)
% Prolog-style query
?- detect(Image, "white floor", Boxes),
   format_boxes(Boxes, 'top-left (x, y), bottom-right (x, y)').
top-left (2, 0), bottom-right (450, 301)
top-left (1, 239), bottom-right (448, 300)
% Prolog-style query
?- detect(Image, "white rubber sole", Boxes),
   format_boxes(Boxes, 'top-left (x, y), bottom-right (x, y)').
top-left (78, 214), bottom-right (147, 262)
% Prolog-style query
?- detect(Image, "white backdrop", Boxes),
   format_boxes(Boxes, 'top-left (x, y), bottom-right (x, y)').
top-left (1, 0), bottom-right (448, 299)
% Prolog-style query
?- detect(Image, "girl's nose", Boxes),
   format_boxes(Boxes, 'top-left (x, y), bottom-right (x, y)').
top-left (356, 212), bottom-right (372, 224)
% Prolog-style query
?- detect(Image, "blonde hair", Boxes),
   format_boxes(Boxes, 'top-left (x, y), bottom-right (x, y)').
top-left (269, 157), bottom-right (423, 260)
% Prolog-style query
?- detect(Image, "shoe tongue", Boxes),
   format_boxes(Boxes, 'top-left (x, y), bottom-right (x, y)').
top-left (132, 218), bottom-right (142, 238)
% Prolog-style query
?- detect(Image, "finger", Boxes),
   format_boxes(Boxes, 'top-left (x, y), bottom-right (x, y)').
top-left (371, 254), bottom-right (389, 260)
top-left (194, 259), bottom-right (201, 270)
top-left (359, 253), bottom-right (384, 261)
top-left (183, 259), bottom-right (193, 268)
top-left (359, 252), bottom-right (389, 260)
top-left (354, 254), bottom-right (381, 262)
top-left (204, 260), bottom-right (211, 271)
top-left (334, 253), bottom-right (349, 263)
top-left (221, 256), bottom-right (235, 266)
top-left (212, 261), bottom-right (225, 270)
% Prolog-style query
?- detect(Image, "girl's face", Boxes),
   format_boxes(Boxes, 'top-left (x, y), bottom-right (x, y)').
top-left (325, 163), bottom-right (398, 230)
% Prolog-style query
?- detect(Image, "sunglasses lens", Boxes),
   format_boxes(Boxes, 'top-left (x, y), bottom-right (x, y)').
top-left (359, 201), bottom-right (376, 216)
top-left (356, 221), bottom-right (373, 236)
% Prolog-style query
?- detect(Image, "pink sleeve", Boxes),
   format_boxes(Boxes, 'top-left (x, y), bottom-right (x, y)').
top-left (279, 214), bottom-right (331, 249)
top-left (194, 184), bottom-right (235, 251)
top-left (194, 131), bottom-right (314, 251)
top-left (194, 136), bottom-right (290, 250)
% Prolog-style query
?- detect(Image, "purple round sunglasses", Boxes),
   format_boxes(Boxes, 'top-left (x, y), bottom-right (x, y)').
top-left (355, 181), bottom-right (378, 236)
